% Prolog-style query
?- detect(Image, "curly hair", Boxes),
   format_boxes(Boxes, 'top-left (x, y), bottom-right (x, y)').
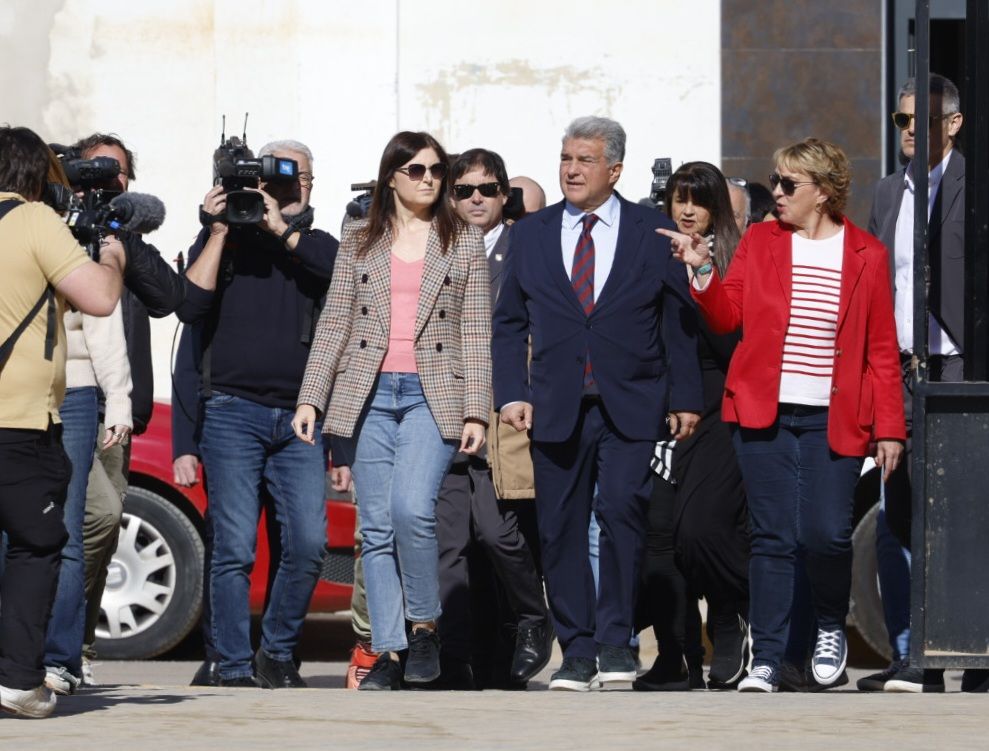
top-left (773, 138), bottom-right (851, 222)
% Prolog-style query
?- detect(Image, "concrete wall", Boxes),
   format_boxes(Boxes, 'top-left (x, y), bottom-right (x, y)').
top-left (2, 0), bottom-right (720, 399)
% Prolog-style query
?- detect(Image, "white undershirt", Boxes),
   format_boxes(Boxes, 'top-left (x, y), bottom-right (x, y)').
top-left (778, 230), bottom-right (844, 406)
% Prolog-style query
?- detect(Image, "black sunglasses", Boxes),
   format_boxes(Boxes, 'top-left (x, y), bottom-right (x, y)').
top-left (396, 162), bottom-right (448, 182)
top-left (452, 182), bottom-right (501, 201)
top-left (769, 172), bottom-right (816, 196)
top-left (891, 111), bottom-right (954, 131)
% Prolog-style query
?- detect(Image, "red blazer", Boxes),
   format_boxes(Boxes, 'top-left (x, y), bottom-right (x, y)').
top-left (692, 217), bottom-right (906, 456)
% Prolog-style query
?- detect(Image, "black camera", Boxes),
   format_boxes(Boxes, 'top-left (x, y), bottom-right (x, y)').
top-left (649, 157), bottom-right (673, 210)
top-left (212, 117), bottom-right (299, 224)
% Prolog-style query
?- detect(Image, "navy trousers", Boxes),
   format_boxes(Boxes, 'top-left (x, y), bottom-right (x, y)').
top-left (532, 399), bottom-right (654, 661)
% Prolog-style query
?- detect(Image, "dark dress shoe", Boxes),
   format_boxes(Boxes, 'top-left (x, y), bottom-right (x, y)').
top-left (254, 649), bottom-right (307, 688)
top-left (190, 660), bottom-right (221, 687)
top-left (219, 675), bottom-right (259, 687)
top-left (962, 669), bottom-right (989, 693)
top-left (413, 657), bottom-right (477, 691)
top-left (510, 623), bottom-right (552, 683)
top-left (778, 661), bottom-right (848, 692)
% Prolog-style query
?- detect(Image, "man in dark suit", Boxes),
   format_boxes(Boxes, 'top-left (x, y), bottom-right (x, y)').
top-left (863, 74), bottom-right (985, 694)
top-left (433, 148), bottom-right (550, 689)
top-left (493, 116), bottom-right (703, 691)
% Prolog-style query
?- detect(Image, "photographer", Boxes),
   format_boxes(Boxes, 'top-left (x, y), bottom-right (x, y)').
top-left (177, 139), bottom-right (338, 687)
top-left (0, 126), bottom-right (126, 718)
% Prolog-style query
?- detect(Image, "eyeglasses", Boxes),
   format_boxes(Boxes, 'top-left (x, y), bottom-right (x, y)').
top-left (769, 172), bottom-right (816, 196)
top-left (452, 182), bottom-right (501, 201)
top-left (396, 163), bottom-right (448, 182)
top-left (891, 111), bottom-right (956, 131)
top-left (298, 172), bottom-right (314, 188)
top-left (727, 176), bottom-right (748, 188)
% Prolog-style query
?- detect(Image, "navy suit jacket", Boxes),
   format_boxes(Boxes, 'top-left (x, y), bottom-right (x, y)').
top-left (492, 195), bottom-right (703, 443)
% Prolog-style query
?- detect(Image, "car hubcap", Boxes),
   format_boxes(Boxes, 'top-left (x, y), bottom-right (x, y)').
top-left (96, 512), bottom-right (176, 640)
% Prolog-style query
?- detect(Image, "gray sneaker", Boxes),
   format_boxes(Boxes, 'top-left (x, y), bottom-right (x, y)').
top-left (0, 683), bottom-right (58, 718)
top-left (549, 656), bottom-right (600, 691)
top-left (44, 666), bottom-right (80, 696)
top-left (738, 664), bottom-right (779, 692)
top-left (811, 628), bottom-right (847, 686)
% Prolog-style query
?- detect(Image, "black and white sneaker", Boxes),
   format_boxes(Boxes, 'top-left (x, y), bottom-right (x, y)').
top-left (884, 667), bottom-right (945, 693)
top-left (597, 645), bottom-right (637, 684)
top-left (738, 664), bottom-right (779, 693)
top-left (811, 628), bottom-right (847, 686)
top-left (708, 612), bottom-right (749, 688)
top-left (856, 658), bottom-right (908, 692)
top-left (549, 656), bottom-right (600, 691)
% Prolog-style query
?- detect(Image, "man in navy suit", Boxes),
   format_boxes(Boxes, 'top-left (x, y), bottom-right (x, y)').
top-left (493, 116), bottom-right (703, 691)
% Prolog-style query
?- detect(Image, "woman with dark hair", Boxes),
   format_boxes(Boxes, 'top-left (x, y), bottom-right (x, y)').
top-left (664, 139), bottom-right (905, 692)
top-left (293, 131), bottom-right (491, 691)
top-left (634, 162), bottom-right (750, 691)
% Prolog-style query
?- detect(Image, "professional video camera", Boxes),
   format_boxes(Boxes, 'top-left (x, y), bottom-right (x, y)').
top-left (47, 144), bottom-right (166, 259)
top-left (212, 114), bottom-right (299, 224)
top-left (346, 181), bottom-right (376, 221)
top-left (648, 157), bottom-right (673, 210)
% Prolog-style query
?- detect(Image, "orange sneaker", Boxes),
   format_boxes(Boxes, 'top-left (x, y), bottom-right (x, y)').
top-left (346, 641), bottom-right (379, 689)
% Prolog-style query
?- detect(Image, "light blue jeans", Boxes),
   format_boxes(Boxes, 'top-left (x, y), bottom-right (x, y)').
top-left (343, 373), bottom-right (458, 654)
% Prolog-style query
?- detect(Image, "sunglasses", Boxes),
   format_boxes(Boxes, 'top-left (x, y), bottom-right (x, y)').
top-left (769, 172), bottom-right (816, 196)
top-left (396, 163), bottom-right (448, 182)
top-left (891, 111), bottom-right (955, 131)
top-left (452, 182), bottom-right (501, 201)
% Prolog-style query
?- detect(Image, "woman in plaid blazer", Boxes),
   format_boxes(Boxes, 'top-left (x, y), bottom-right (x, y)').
top-left (293, 131), bottom-right (491, 690)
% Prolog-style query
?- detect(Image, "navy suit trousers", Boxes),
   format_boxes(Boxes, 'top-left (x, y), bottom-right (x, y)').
top-left (532, 399), bottom-right (654, 660)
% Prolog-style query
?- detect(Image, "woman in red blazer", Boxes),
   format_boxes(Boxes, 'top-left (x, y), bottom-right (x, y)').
top-left (662, 138), bottom-right (905, 693)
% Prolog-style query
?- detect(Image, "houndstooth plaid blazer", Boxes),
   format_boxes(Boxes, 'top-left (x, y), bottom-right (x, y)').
top-left (297, 218), bottom-right (492, 440)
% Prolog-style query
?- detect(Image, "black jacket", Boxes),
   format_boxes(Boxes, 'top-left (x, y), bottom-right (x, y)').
top-left (119, 234), bottom-right (197, 434)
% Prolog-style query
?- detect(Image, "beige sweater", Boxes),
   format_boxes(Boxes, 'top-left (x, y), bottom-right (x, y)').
top-left (64, 302), bottom-right (133, 429)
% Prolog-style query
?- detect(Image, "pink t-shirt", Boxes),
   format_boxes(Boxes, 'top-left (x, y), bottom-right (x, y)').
top-left (380, 253), bottom-right (425, 373)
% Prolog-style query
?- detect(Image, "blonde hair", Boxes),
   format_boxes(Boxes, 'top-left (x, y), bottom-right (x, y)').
top-left (773, 138), bottom-right (851, 222)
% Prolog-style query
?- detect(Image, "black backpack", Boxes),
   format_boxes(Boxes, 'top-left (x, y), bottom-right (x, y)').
top-left (0, 199), bottom-right (56, 372)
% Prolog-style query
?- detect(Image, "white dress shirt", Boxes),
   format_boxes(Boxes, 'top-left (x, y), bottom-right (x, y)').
top-left (484, 222), bottom-right (504, 259)
top-left (561, 192), bottom-right (621, 302)
top-left (893, 150), bottom-right (959, 355)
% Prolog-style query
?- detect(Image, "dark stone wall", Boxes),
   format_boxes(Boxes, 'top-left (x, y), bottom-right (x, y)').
top-left (722, 0), bottom-right (883, 226)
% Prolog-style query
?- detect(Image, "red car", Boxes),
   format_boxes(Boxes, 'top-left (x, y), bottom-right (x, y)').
top-left (93, 401), bottom-right (356, 659)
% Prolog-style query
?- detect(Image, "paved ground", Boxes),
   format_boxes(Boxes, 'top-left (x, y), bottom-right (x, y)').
top-left (2, 616), bottom-right (985, 749)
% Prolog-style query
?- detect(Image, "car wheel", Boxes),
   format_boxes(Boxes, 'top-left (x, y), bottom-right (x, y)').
top-left (849, 501), bottom-right (893, 662)
top-left (93, 486), bottom-right (204, 659)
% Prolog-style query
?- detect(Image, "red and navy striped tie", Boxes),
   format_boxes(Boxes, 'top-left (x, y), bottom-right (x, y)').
top-left (571, 213), bottom-right (598, 387)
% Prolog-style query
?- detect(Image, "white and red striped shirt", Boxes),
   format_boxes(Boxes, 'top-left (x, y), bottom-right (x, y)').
top-left (778, 230), bottom-right (845, 406)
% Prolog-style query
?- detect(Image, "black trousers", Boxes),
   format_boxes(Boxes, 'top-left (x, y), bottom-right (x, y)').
top-left (0, 423), bottom-right (71, 689)
top-left (436, 457), bottom-right (547, 669)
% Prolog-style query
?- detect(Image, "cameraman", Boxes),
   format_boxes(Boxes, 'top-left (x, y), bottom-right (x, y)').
top-left (177, 139), bottom-right (338, 687)
top-left (64, 134), bottom-right (206, 687)
top-left (0, 126), bottom-right (126, 718)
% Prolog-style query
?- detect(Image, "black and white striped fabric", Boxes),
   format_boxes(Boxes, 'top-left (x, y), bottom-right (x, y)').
top-left (651, 439), bottom-right (677, 483)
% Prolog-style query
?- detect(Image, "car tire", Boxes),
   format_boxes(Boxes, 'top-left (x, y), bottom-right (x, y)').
top-left (93, 486), bottom-right (205, 659)
top-left (849, 501), bottom-right (893, 662)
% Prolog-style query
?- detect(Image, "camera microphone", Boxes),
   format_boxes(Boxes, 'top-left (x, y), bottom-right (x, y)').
top-left (108, 192), bottom-right (166, 234)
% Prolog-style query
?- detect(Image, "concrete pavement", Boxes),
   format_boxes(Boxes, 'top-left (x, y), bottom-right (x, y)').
top-left (2, 660), bottom-right (985, 750)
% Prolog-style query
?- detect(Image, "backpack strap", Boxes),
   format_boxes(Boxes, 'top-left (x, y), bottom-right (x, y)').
top-left (0, 200), bottom-right (58, 371)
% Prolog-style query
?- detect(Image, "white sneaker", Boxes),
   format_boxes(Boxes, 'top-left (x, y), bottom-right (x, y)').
top-left (44, 666), bottom-right (80, 696)
top-left (737, 664), bottom-right (779, 692)
top-left (81, 657), bottom-right (98, 687)
top-left (0, 683), bottom-right (57, 718)
top-left (811, 628), bottom-right (847, 685)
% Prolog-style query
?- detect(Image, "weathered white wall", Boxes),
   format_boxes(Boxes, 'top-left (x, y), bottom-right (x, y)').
top-left (2, 0), bottom-right (720, 399)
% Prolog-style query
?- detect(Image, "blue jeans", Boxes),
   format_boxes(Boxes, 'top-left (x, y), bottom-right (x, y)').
top-left (732, 406), bottom-right (863, 668)
top-left (342, 373), bottom-right (457, 654)
top-left (200, 393), bottom-right (327, 679)
top-left (44, 386), bottom-right (99, 676)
